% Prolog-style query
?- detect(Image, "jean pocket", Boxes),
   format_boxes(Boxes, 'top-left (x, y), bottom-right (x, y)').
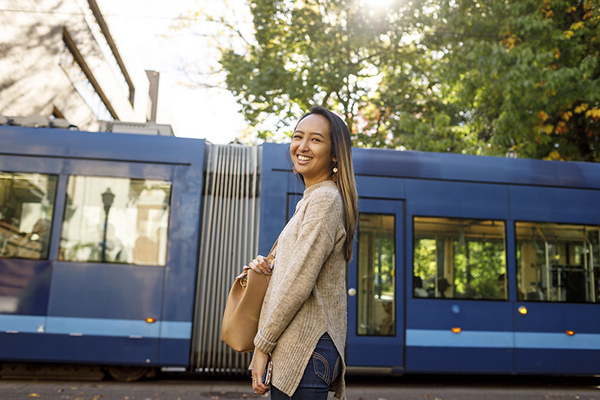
top-left (311, 351), bottom-right (341, 386)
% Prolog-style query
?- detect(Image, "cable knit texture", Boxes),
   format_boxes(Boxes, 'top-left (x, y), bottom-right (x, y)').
top-left (252, 180), bottom-right (347, 399)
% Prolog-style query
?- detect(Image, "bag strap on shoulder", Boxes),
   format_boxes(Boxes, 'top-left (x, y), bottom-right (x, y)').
top-left (265, 240), bottom-right (278, 265)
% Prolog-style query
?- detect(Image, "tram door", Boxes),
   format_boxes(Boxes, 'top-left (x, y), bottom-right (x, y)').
top-left (347, 199), bottom-right (404, 368)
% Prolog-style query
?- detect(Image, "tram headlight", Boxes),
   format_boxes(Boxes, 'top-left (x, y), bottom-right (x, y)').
top-left (451, 327), bottom-right (461, 333)
top-left (146, 318), bottom-right (156, 323)
top-left (566, 330), bottom-right (575, 336)
top-left (518, 306), bottom-right (527, 315)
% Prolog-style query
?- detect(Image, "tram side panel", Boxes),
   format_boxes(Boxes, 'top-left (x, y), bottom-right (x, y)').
top-left (157, 162), bottom-right (205, 366)
top-left (510, 185), bottom-right (600, 375)
top-left (0, 153), bottom-right (63, 363)
top-left (405, 177), bottom-right (600, 375)
top-left (209, 144), bottom-right (600, 376)
top-left (3, 133), bottom-right (593, 376)
top-left (0, 129), bottom-right (205, 370)
top-left (405, 179), bottom-right (514, 374)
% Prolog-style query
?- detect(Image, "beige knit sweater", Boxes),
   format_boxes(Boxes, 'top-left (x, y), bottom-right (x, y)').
top-left (253, 180), bottom-right (348, 399)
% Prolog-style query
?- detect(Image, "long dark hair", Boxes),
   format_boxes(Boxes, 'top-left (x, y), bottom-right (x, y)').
top-left (294, 106), bottom-right (358, 262)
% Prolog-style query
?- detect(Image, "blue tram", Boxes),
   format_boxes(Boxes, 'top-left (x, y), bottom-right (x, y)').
top-left (0, 125), bottom-right (598, 380)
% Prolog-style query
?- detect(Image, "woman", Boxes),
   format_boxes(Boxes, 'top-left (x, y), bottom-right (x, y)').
top-left (246, 106), bottom-right (358, 399)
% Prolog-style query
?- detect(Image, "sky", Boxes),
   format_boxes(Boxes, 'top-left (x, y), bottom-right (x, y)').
top-left (97, 0), bottom-right (248, 144)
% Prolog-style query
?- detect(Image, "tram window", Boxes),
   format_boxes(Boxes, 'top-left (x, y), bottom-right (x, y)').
top-left (0, 171), bottom-right (57, 260)
top-left (356, 213), bottom-right (395, 336)
top-left (516, 222), bottom-right (599, 303)
top-left (59, 176), bottom-right (171, 266)
top-left (413, 217), bottom-right (507, 300)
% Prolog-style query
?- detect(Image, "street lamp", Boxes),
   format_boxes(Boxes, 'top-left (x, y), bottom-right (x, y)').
top-left (101, 188), bottom-right (115, 262)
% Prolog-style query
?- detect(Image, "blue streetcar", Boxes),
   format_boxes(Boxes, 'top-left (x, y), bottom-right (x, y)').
top-left (0, 125), bottom-right (598, 380)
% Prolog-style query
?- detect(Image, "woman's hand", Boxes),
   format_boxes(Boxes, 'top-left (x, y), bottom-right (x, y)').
top-left (243, 255), bottom-right (272, 276)
top-left (251, 348), bottom-right (270, 395)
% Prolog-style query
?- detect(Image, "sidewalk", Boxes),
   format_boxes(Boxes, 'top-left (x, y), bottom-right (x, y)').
top-left (1, 374), bottom-right (598, 400)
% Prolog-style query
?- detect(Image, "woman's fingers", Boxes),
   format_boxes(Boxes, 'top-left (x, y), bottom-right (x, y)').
top-left (251, 367), bottom-right (270, 394)
top-left (251, 349), bottom-right (271, 394)
top-left (248, 255), bottom-right (271, 275)
top-left (251, 377), bottom-right (269, 394)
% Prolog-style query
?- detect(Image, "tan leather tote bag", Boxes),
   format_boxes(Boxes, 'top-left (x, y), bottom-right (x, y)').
top-left (220, 243), bottom-right (276, 352)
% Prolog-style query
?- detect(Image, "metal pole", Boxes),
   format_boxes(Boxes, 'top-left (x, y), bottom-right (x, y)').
top-left (101, 211), bottom-right (108, 262)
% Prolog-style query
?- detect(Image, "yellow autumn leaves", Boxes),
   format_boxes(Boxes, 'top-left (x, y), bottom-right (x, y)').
top-left (537, 104), bottom-right (600, 137)
top-left (544, 0), bottom-right (597, 39)
top-left (564, 21), bottom-right (585, 39)
top-left (506, 1), bottom-right (596, 50)
top-left (572, 103), bottom-right (600, 120)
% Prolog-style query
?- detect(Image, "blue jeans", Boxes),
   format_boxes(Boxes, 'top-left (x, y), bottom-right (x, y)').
top-left (271, 333), bottom-right (341, 400)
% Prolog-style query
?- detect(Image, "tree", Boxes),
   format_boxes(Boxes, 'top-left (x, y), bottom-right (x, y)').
top-left (219, 0), bottom-right (448, 144)
top-left (429, 0), bottom-right (600, 161)
top-left (182, 0), bottom-right (600, 160)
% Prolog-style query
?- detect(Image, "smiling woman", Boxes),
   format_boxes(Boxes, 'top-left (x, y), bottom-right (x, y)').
top-left (290, 113), bottom-right (334, 188)
top-left (246, 106), bottom-right (358, 399)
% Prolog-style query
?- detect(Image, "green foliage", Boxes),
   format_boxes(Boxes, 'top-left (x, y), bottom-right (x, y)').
top-left (219, 0), bottom-right (421, 140)
top-left (414, 237), bottom-right (506, 299)
top-left (430, 0), bottom-right (600, 161)
top-left (413, 238), bottom-right (437, 282)
top-left (213, 0), bottom-right (600, 160)
top-left (453, 240), bottom-right (506, 299)
top-left (374, 233), bottom-right (395, 298)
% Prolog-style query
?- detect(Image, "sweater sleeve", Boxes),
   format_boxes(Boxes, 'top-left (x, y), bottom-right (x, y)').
top-left (254, 189), bottom-right (343, 354)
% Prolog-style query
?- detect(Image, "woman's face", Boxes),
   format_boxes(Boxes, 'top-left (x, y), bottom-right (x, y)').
top-left (290, 114), bottom-right (334, 188)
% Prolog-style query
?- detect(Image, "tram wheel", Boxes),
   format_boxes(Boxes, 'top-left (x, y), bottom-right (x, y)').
top-left (106, 366), bottom-right (150, 382)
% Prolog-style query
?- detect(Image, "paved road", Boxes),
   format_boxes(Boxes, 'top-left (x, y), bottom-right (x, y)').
top-left (0, 374), bottom-right (599, 400)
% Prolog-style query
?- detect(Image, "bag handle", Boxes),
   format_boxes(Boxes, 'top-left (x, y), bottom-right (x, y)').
top-left (236, 239), bottom-right (278, 281)
top-left (265, 239), bottom-right (278, 266)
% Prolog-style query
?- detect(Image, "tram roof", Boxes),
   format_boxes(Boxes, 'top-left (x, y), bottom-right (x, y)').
top-left (263, 143), bottom-right (600, 191)
top-left (0, 125), bottom-right (205, 166)
top-left (1, 126), bottom-right (599, 190)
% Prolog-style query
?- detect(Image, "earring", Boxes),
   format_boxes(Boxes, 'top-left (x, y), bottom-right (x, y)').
top-left (292, 166), bottom-right (298, 175)
top-left (332, 165), bottom-right (339, 183)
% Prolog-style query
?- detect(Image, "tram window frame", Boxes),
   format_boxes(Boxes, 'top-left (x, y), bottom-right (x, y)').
top-left (515, 221), bottom-right (599, 304)
top-left (59, 175), bottom-right (172, 266)
top-left (356, 212), bottom-right (396, 337)
top-left (0, 171), bottom-right (58, 261)
top-left (413, 216), bottom-right (508, 301)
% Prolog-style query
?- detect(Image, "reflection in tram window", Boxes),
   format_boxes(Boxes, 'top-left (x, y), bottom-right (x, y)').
top-left (0, 172), bottom-right (57, 260)
top-left (60, 176), bottom-right (172, 266)
top-left (413, 217), bottom-right (507, 300)
top-left (357, 214), bottom-right (395, 336)
top-left (516, 222), bottom-right (599, 303)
